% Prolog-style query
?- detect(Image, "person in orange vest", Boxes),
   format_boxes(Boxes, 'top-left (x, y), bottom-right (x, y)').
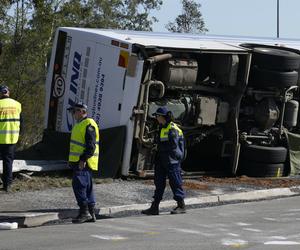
top-left (0, 85), bottom-right (22, 192)
top-left (68, 102), bottom-right (99, 223)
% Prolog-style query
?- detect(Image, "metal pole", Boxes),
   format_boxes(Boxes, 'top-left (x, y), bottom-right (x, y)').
top-left (277, 0), bottom-right (279, 38)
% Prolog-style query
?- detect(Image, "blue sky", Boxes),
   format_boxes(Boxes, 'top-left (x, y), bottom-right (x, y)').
top-left (152, 0), bottom-right (300, 39)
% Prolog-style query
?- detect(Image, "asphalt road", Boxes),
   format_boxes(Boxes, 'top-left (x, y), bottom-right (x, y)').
top-left (1, 196), bottom-right (300, 250)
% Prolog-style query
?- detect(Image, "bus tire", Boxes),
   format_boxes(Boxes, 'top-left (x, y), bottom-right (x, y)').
top-left (249, 67), bottom-right (298, 88)
top-left (252, 47), bottom-right (300, 71)
top-left (240, 144), bottom-right (287, 164)
top-left (238, 162), bottom-right (284, 177)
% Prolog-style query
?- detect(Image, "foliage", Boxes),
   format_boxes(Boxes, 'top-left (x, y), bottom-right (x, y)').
top-left (166, 0), bottom-right (208, 34)
top-left (0, 0), bottom-right (162, 150)
top-left (118, 0), bottom-right (163, 31)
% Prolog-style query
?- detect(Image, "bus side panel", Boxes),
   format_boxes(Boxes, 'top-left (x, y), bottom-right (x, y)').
top-left (87, 42), bottom-right (126, 129)
top-left (46, 29), bottom-right (128, 132)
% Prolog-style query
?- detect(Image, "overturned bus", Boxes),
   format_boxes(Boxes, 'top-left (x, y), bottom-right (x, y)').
top-left (43, 28), bottom-right (300, 178)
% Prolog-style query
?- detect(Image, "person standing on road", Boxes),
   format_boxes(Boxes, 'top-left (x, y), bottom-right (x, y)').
top-left (142, 106), bottom-right (186, 215)
top-left (0, 85), bottom-right (22, 193)
top-left (68, 102), bottom-right (99, 223)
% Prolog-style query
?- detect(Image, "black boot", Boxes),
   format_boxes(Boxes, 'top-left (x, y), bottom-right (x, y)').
top-left (1, 185), bottom-right (11, 193)
top-left (72, 205), bottom-right (92, 223)
top-left (171, 200), bottom-right (186, 214)
top-left (88, 204), bottom-right (97, 222)
top-left (141, 201), bottom-right (159, 215)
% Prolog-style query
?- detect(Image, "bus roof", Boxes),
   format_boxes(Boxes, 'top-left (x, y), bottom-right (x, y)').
top-left (60, 27), bottom-right (300, 52)
top-left (59, 27), bottom-right (247, 51)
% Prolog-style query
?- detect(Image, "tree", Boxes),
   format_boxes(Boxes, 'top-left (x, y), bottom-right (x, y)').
top-left (166, 0), bottom-right (208, 34)
top-left (118, 0), bottom-right (163, 31)
top-left (0, 0), bottom-right (163, 149)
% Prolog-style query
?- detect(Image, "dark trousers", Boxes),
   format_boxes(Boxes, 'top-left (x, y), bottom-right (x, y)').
top-left (153, 162), bottom-right (185, 203)
top-left (72, 166), bottom-right (95, 207)
top-left (0, 144), bottom-right (15, 188)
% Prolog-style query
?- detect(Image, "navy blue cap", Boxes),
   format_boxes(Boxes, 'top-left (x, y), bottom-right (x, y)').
top-left (67, 101), bottom-right (88, 111)
top-left (152, 107), bottom-right (168, 116)
top-left (0, 85), bottom-right (9, 94)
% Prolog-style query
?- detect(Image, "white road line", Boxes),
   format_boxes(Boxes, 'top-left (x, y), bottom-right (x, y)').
top-left (169, 228), bottom-right (215, 237)
top-left (282, 213), bottom-right (297, 216)
top-left (269, 236), bottom-right (287, 240)
top-left (221, 239), bottom-right (248, 246)
top-left (236, 222), bottom-right (251, 226)
top-left (263, 217), bottom-right (277, 221)
top-left (227, 233), bottom-right (240, 237)
top-left (90, 234), bottom-right (128, 241)
top-left (264, 241), bottom-right (300, 245)
top-left (243, 228), bottom-right (262, 232)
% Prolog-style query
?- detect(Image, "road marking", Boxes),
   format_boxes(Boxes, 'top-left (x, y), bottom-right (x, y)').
top-left (264, 241), bottom-right (300, 245)
top-left (221, 239), bottom-right (248, 247)
top-left (227, 233), bottom-right (240, 237)
top-left (269, 236), bottom-right (287, 240)
top-left (243, 228), bottom-right (262, 232)
top-left (236, 222), bottom-right (251, 226)
top-left (263, 217), bottom-right (277, 221)
top-left (169, 228), bottom-right (215, 237)
top-left (90, 234), bottom-right (128, 241)
top-left (282, 213), bottom-right (297, 216)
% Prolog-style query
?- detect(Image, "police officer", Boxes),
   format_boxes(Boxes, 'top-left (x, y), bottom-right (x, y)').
top-left (68, 102), bottom-right (99, 223)
top-left (142, 106), bottom-right (186, 215)
top-left (0, 85), bottom-right (22, 192)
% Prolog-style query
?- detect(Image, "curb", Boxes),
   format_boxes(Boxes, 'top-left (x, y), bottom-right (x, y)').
top-left (0, 212), bottom-right (59, 228)
top-left (0, 187), bottom-right (299, 228)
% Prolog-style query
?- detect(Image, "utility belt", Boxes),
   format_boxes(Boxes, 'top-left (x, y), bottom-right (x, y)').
top-left (69, 162), bottom-right (92, 174)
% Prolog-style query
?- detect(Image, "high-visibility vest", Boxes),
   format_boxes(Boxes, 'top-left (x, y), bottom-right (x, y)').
top-left (160, 122), bottom-right (183, 142)
top-left (0, 98), bottom-right (21, 144)
top-left (69, 118), bottom-right (99, 171)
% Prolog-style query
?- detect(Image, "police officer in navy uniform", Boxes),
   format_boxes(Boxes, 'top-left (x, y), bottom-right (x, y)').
top-left (68, 102), bottom-right (99, 223)
top-left (142, 106), bottom-right (186, 215)
top-left (0, 85), bottom-right (22, 193)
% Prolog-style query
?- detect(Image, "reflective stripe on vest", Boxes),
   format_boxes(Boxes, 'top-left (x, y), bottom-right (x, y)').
top-left (69, 118), bottom-right (100, 171)
top-left (0, 98), bottom-right (21, 144)
top-left (160, 122), bottom-right (183, 142)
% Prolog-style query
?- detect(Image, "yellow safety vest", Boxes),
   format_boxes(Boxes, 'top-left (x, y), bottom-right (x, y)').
top-left (69, 118), bottom-right (99, 171)
top-left (0, 98), bottom-right (21, 144)
top-left (160, 122), bottom-right (183, 141)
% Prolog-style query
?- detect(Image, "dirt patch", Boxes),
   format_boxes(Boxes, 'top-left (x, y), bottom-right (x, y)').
top-left (7, 171), bottom-right (114, 192)
top-left (142, 176), bottom-right (300, 190)
top-left (5, 171), bottom-right (300, 193)
top-left (199, 176), bottom-right (300, 189)
top-left (143, 179), bottom-right (211, 191)
top-left (9, 172), bottom-right (72, 192)
top-left (183, 180), bottom-right (210, 190)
